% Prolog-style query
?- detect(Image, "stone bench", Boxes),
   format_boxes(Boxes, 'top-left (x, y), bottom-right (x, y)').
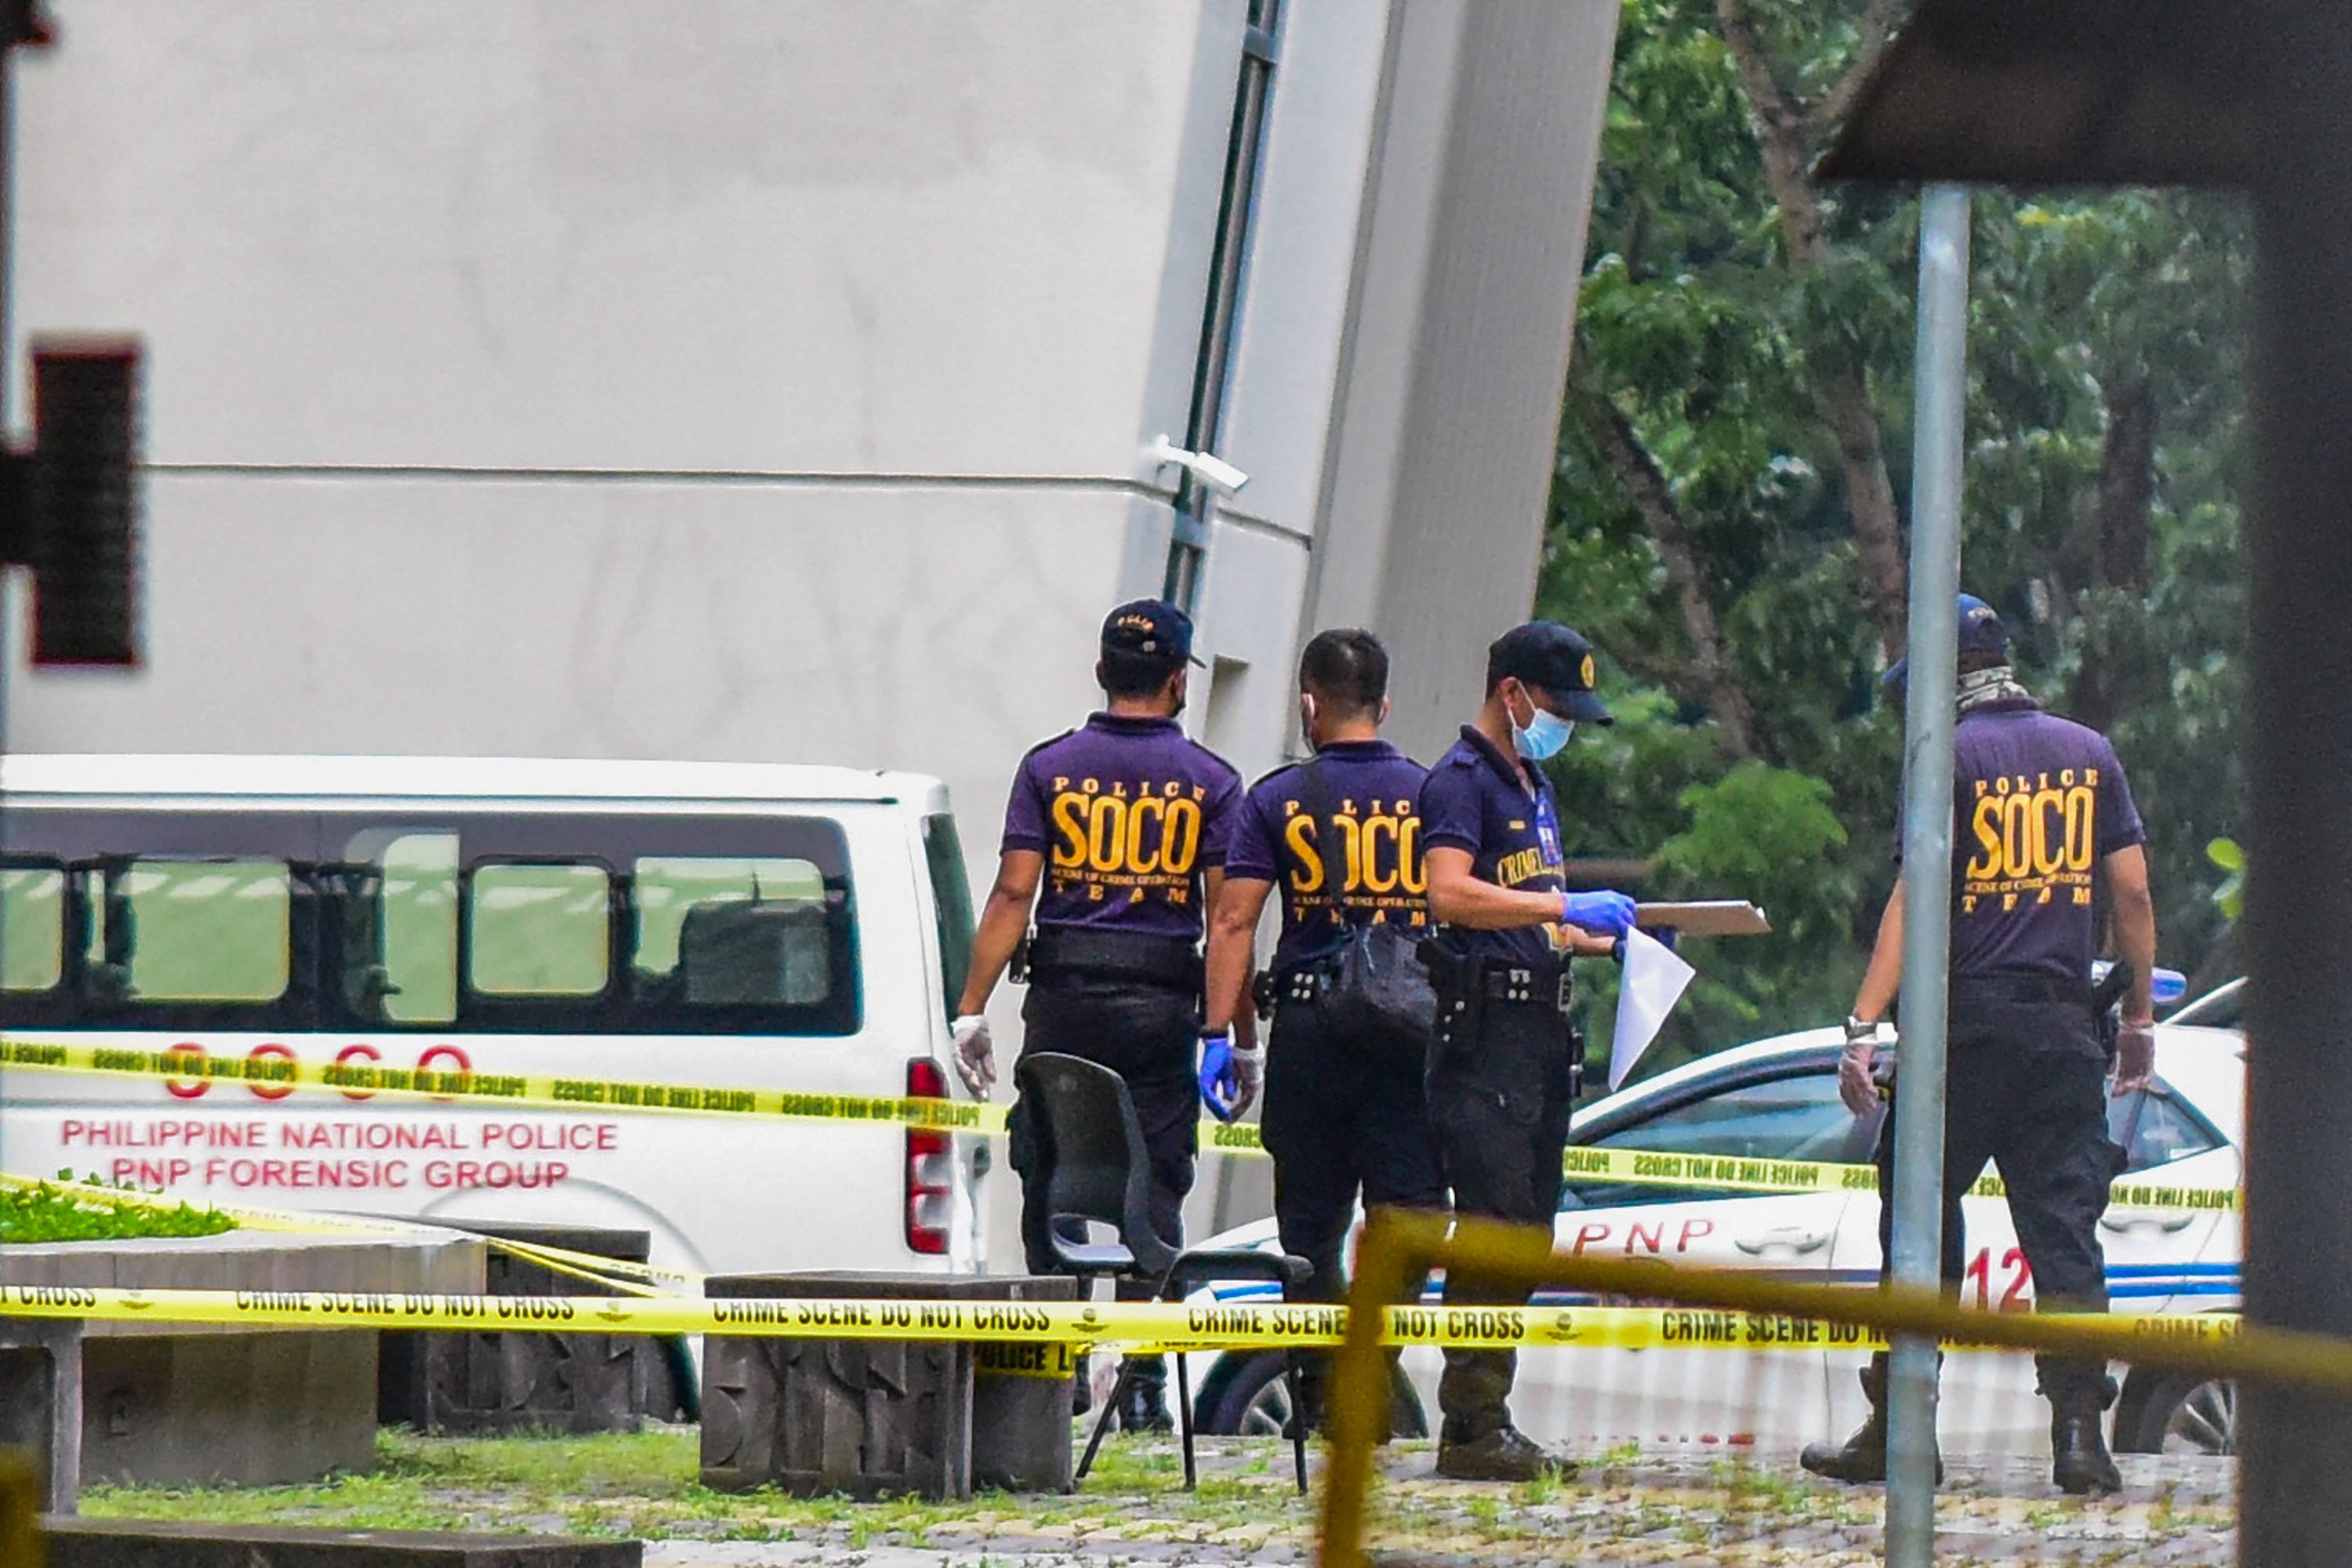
top-left (40, 1517), bottom-right (641, 1567)
top-left (2, 1225), bottom-right (485, 1497)
top-left (700, 1271), bottom-right (1080, 1500)
top-left (0, 1318), bottom-right (83, 1513)
top-left (378, 1222), bottom-right (686, 1436)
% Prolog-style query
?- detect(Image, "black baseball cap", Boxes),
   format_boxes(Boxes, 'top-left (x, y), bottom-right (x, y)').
top-left (1100, 600), bottom-right (1203, 668)
top-left (1488, 621), bottom-right (1612, 724)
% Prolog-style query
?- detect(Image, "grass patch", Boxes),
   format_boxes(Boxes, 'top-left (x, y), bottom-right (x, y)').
top-left (83, 1428), bottom-right (1324, 1545)
top-left (82, 1468), bottom-right (485, 1534)
top-left (1710, 1457), bottom-right (1833, 1521)
top-left (0, 1174), bottom-right (234, 1243)
top-left (79, 1425), bottom-right (2200, 1555)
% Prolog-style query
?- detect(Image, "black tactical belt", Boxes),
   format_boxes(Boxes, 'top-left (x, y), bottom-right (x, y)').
top-left (1475, 964), bottom-right (1576, 1013)
top-left (1953, 973), bottom-right (2095, 1008)
top-left (1269, 960), bottom-right (1341, 1007)
top-left (1027, 926), bottom-right (1203, 992)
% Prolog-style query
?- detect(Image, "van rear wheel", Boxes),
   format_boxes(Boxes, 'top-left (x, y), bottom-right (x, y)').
top-left (1194, 1351), bottom-right (1426, 1440)
top-left (2118, 1373), bottom-right (2235, 1456)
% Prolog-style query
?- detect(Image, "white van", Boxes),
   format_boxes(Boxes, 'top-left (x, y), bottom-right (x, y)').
top-left (0, 755), bottom-right (989, 1277)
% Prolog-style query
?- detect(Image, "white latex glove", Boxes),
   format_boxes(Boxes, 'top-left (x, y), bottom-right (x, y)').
top-left (1838, 1018), bottom-right (1879, 1118)
top-left (1231, 1042), bottom-right (1265, 1119)
top-left (951, 1014), bottom-right (996, 1099)
top-left (2113, 1021), bottom-right (2156, 1097)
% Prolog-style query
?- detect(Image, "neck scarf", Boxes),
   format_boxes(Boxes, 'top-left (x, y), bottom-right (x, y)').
top-left (1955, 663), bottom-right (2034, 714)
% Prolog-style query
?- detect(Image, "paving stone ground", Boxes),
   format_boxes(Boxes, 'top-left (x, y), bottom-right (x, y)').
top-left (640, 1439), bottom-right (2238, 1567)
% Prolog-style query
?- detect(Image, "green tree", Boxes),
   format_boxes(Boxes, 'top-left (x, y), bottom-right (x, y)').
top-left (1552, 0), bottom-right (2249, 1076)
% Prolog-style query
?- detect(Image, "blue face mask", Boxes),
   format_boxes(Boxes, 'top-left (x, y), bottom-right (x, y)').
top-left (1510, 691), bottom-right (1574, 761)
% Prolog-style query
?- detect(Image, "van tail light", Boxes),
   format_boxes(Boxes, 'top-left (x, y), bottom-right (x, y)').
top-left (905, 1057), bottom-right (954, 1256)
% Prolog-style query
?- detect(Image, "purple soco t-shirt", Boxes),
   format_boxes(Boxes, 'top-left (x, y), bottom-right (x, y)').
top-left (1946, 700), bottom-right (2145, 983)
top-left (1222, 739), bottom-right (1431, 975)
top-left (1000, 713), bottom-right (1243, 942)
top-left (1416, 725), bottom-right (1570, 968)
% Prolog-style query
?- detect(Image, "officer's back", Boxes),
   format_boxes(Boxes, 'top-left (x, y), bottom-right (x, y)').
top-left (1808, 593), bottom-right (2157, 1497)
top-left (946, 597), bottom-right (1240, 1436)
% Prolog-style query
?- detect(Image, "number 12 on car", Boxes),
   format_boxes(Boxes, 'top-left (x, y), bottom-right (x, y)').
top-left (1965, 1246), bottom-right (2034, 1311)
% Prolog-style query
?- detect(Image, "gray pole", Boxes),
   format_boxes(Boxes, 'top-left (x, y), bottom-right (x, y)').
top-left (2241, 6), bottom-right (2352, 1556)
top-left (1885, 182), bottom-right (1970, 1568)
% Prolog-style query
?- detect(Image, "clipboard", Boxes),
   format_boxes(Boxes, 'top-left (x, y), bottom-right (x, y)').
top-left (1633, 900), bottom-right (1771, 937)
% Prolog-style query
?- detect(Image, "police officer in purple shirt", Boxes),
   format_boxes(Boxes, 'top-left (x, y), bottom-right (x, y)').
top-left (1202, 628), bottom-right (1447, 1440)
top-left (1802, 593), bottom-right (2159, 1497)
top-left (1417, 621), bottom-right (1638, 1481)
top-left (949, 599), bottom-right (1243, 1434)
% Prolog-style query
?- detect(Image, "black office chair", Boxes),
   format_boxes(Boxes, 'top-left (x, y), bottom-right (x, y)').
top-left (1014, 1051), bottom-right (1314, 1493)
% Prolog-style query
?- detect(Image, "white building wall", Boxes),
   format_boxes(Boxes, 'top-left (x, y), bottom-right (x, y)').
top-left (14, 0), bottom-right (1245, 478)
top-left (7, 0), bottom-right (1261, 873)
top-left (6, 477), bottom-right (1155, 824)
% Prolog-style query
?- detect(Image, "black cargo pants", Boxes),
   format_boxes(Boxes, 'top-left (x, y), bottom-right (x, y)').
top-left (1874, 989), bottom-right (2122, 1411)
top-left (1008, 971), bottom-right (1202, 1407)
top-left (1425, 976), bottom-right (1580, 1446)
top-left (1261, 974), bottom-right (1447, 1423)
top-left (1009, 972), bottom-right (1201, 1308)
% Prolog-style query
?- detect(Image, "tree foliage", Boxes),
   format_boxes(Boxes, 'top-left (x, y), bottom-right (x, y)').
top-left (1552, 0), bottom-right (2251, 1080)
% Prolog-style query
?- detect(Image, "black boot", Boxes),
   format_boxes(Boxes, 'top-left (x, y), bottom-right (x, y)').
top-left (2052, 1407), bottom-right (2122, 1496)
top-left (1436, 1425), bottom-right (1573, 1482)
top-left (1800, 1361), bottom-right (1942, 1486)
top-left (1117, 1356), bottom-right (1174, 1434)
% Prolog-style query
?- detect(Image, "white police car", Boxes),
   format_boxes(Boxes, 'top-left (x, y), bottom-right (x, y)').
top-left (1186, 1020), bottom-right (2244, 1457)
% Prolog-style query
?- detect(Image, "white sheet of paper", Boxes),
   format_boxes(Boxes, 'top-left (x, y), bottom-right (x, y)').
top-left (1610, 927), bottom-right (1697, 1091)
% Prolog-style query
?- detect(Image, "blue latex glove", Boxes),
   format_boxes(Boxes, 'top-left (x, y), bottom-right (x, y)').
top-left (1561, 888), bottom-right (1637, 938)
top-left (1199, 1030), bottom-right (1241, 1122)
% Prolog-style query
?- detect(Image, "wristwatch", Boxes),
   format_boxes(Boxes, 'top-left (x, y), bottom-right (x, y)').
top-left (1843, 1014), bottom-right (1879, 1045)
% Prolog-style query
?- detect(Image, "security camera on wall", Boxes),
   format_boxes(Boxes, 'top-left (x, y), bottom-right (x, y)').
top-left (1148, 435), bottom-right (1250, 500)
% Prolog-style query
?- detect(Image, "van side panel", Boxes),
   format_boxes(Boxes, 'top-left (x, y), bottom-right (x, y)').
top-left (0, 790), bottom-right (967, 1277)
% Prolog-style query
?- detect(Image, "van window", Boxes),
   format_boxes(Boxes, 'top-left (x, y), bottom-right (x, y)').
top-left (617, 820), bottom-right (858, 1034)
top-left (99, 859), bottom-right (292, 1002)
top-left (373, 833), bottom-right (459, 1024)
top-left (318, 810), bottom-right (860, 1034)
top-left (633, 857), bottom-right (832, 1008)
top-left (469, 863), bottom-right (610, 996)
top-left (922, 815), bottom-right (975, 1018)
top-left (0, 866), bottom-right (64, 992)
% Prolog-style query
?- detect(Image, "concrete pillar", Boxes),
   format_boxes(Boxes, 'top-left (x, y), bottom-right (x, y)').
top-left (1307, 0), bottom-right (1620, 763)
top-left (2240, 8), bottom-right (2352, 1560)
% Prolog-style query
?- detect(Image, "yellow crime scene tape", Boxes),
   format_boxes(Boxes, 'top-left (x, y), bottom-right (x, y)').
top-left (0, 1036), bottom-right (1007, 1133)
top-left (0, 1281), bottom-right (2229, 1352)
top-left (0, 1036), bottom-right (2239, 1210)
top-left (1559, 1144), bottom-right (2241, 1212)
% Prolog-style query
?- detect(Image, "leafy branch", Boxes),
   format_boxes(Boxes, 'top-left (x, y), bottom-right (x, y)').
top-left (1569, 332), bottom-right (1762, 760)
top-left (1714, 0), bottom-right (1908, 659)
